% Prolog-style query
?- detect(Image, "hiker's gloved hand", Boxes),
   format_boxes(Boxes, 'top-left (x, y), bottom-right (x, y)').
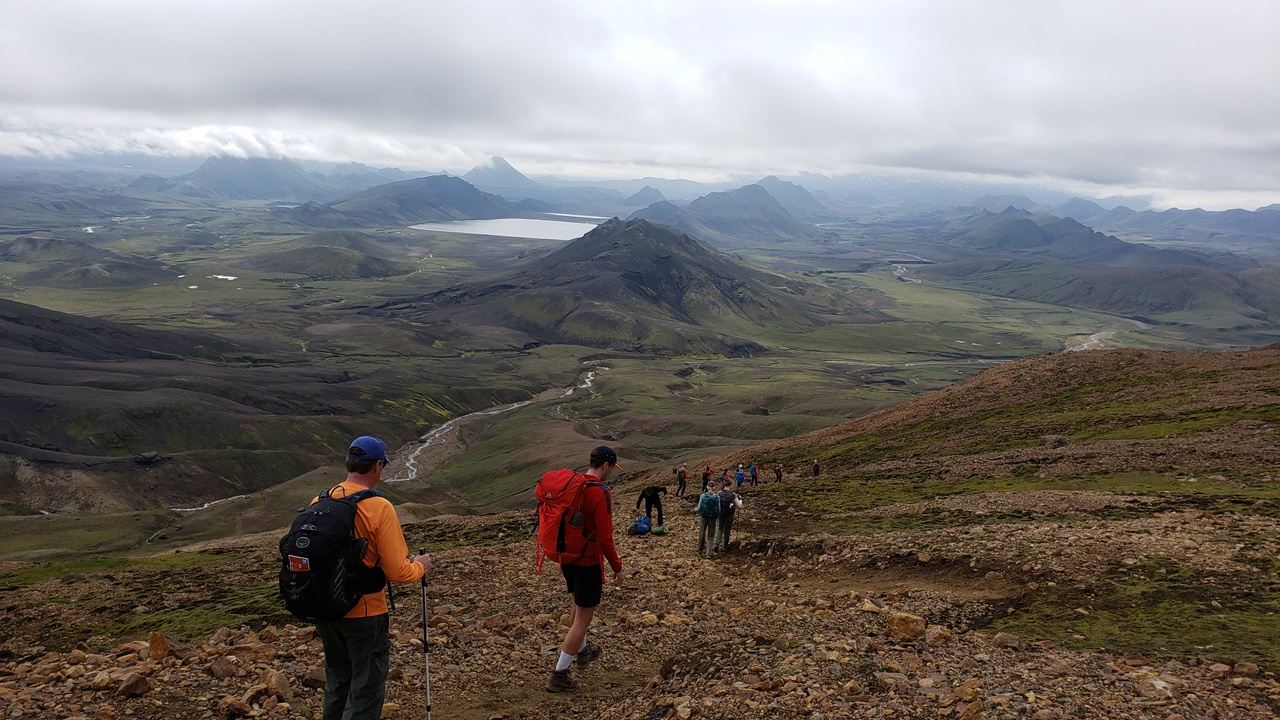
top-left (412, 554), bottom-right (433, 574)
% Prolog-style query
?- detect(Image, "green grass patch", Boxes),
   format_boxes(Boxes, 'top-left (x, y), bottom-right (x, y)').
top-left (756, 472), bottom-right (1280, 535)
top-left (991, 560), bottom-right (1280, 669)
top-left (0, 551), bottom-right (215, 587)
top-left (100, 582), bottom-right (286, 641)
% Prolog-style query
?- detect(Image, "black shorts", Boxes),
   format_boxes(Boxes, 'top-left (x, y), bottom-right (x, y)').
top-left (561, 564), bottom-right (603, 609)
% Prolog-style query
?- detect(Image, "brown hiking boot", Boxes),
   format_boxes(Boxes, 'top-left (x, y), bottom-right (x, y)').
top-left (546, 668), bottom-right (577, 693)
top-left (576, 642), bottom-right (602, 668)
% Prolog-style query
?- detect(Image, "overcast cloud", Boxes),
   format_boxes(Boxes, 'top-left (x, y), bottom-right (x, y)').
top-left (0, 0), bottom-right (1276, 208)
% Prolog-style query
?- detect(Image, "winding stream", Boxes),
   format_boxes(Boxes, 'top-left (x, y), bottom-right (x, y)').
top-left (387, 363), bottom-right (608, 484)
top-left (168, 364), bottom-right (608, 510)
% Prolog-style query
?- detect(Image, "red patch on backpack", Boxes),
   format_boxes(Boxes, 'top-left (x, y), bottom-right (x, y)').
top-left (288, 555), bottom-right (311, 572)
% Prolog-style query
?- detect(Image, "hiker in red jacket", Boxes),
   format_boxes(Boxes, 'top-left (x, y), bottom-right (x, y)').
top-left (545, 446), bottom-right (623, 692)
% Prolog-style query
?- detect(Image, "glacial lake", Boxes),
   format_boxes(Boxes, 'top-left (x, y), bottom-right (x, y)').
top-left (409, 216), bottom-right (603, 240)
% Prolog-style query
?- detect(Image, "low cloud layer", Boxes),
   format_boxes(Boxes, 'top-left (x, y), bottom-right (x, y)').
top-left (1, 0), bottom-right (1276, 208)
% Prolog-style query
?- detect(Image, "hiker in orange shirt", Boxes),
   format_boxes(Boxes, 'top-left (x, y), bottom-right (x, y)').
top-left (316, 436), bottom-right (432, 720)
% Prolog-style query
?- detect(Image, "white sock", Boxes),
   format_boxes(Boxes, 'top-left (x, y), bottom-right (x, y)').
top-left (555, 651), bottom-right (575, 672)
top-left (577, 639), bottom-right (588, 653)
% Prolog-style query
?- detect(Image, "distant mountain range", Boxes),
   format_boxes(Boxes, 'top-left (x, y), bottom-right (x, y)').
top-left (629, 184), bottom-right (821, 248)
top-left (1047, 200), bottom-right (1280, 241)
top-left (943, 208), bottom-right (1214, 267)
top-left (270, 174), bottom-right (527, 227)
top-left (965, 194), bottom-right (1042, 212)
top-left (918, 208), bottom-right (1279, 324)
top-left (368, 218), bottom-right (856, 354)
top-left (756, 175), bottom-right (835, 221)
top-left (328, 174), bottom-right (523, 225)
top-left (128, 156), bottom-right (428, 203)
top-left (129, 156), bottom-right (334, 201)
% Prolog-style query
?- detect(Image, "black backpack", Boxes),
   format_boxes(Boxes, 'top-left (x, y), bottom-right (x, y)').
top-left (278, 487), bottom-right (387, 622)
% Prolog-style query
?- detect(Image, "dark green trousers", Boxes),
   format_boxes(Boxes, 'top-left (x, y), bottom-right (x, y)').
top-left (317, 614), bottom-right (390, 720)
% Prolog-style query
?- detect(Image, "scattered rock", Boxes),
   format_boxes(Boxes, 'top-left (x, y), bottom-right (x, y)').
top-left (925, 625), bottom-right (954, 644)
top-left (303, 666), bottom-right (327, 688)
top-left (885, 611), bottom-right (926, 640)
top-left (218, 695), bottom-right (252, 717)
top-left (1233, 661), bottom-right (1260, 677)
top-left (148, 631), bottom-right (176, 659)
top-left (116, 672), bottom-right (150, 698)
top-left (208, 657), bottom-right (234, 679)
top-left (481, 612), bottom-right (510, 630)
top-left (262, 668), bottom-right (291, 701)
top-left (992, 632), bottom-right (1023, 650)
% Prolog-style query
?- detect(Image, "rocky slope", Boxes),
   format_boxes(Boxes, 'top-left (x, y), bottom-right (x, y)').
top-left (2, 345), bottom-right (1278, 719)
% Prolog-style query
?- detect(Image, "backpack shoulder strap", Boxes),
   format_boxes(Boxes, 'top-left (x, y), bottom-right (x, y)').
top-left (348, 488), bottom-right (381, 504)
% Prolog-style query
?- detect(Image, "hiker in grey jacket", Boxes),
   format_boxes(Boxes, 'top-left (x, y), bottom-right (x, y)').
top-left (715, 480), bottom-right (743, 552)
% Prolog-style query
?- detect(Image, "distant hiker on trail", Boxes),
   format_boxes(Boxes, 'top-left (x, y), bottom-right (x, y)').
top-left (695, 484), bottom-right (721, 559)
top-left (279, 435), bottom-right (432, 720)
top-left (812, 459), bottom-right (821, 477)
top-left (701, 465), bottom-right (712, 492)
top-left (635, 484), bottom-right (667, 528)
top-left (534, 446), bottom-right (623, 693)
top-left (735, 464), bottom-right (747, 488)
top-left (748, 462), bottom-right (759, 487)
top-left (774, 464), bottom-right (784, 483)
top-left (715, 479), bottom-right (743, 553)
top-left (676, 464), bottom-right (688, 497)
top-left (720, 467), bottom-right (729, 486)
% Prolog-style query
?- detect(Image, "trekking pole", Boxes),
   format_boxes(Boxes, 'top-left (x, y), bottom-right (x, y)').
top-left (418, 548), bottom-right (432, 720)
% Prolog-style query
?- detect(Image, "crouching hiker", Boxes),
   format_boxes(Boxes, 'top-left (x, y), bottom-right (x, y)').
top-left (695, 483), bottom-right (721, 559)
top-left (635, 483), bottom-right (667, 529)
top-left (279, 435), bottom-right (432, 720)
top-left (534, 446), bottom-right (624, 692)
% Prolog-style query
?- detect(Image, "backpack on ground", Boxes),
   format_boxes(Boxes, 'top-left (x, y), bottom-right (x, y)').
top-left (534, 469), bottom-right (604, 571)
top-left (697, 492), bottom-right (721, 520)
top-left (631, 515), bottom-right (652, 535)
top-left (278, 487), bottom-right (386, 622)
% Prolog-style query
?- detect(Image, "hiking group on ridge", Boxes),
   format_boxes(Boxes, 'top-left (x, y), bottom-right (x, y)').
top-left (278, 436), bottom-right (802, 713)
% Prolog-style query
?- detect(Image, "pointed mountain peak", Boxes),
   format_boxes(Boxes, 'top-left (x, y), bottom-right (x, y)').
top-left (463, 155), bottom-right (537, 188)
top-left (625, 185), bottom-right (667, 205)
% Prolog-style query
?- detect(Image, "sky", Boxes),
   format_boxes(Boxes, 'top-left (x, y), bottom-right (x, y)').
top-left (0, 0), bottom-right (1276, 209)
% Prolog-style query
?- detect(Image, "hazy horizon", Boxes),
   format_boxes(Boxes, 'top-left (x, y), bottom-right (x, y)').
top-left (1, 0), bottom-right (1277, 210)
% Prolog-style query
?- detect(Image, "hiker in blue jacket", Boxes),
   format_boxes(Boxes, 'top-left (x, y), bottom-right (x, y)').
top-left (734, 464), bottom-right (747, 488)
top-left (748, 462), bottom-right (758, 487)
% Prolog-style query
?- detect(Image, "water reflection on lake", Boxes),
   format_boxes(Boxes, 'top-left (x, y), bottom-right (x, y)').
top-left (409, 217), bottom-right (602, 240)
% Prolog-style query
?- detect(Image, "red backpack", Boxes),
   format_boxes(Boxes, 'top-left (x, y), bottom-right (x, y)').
top-left (534, 469), bottom-right (600, 571)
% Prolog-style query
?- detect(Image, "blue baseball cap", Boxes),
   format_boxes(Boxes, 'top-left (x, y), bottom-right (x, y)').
top-left (347, 435), bottom-right (389, 463)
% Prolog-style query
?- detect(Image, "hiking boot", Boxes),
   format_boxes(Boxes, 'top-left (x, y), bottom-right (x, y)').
top-left (546, 668), bottom-right (577, 693)
top-left (576, 642), bottom-right (602, 668)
